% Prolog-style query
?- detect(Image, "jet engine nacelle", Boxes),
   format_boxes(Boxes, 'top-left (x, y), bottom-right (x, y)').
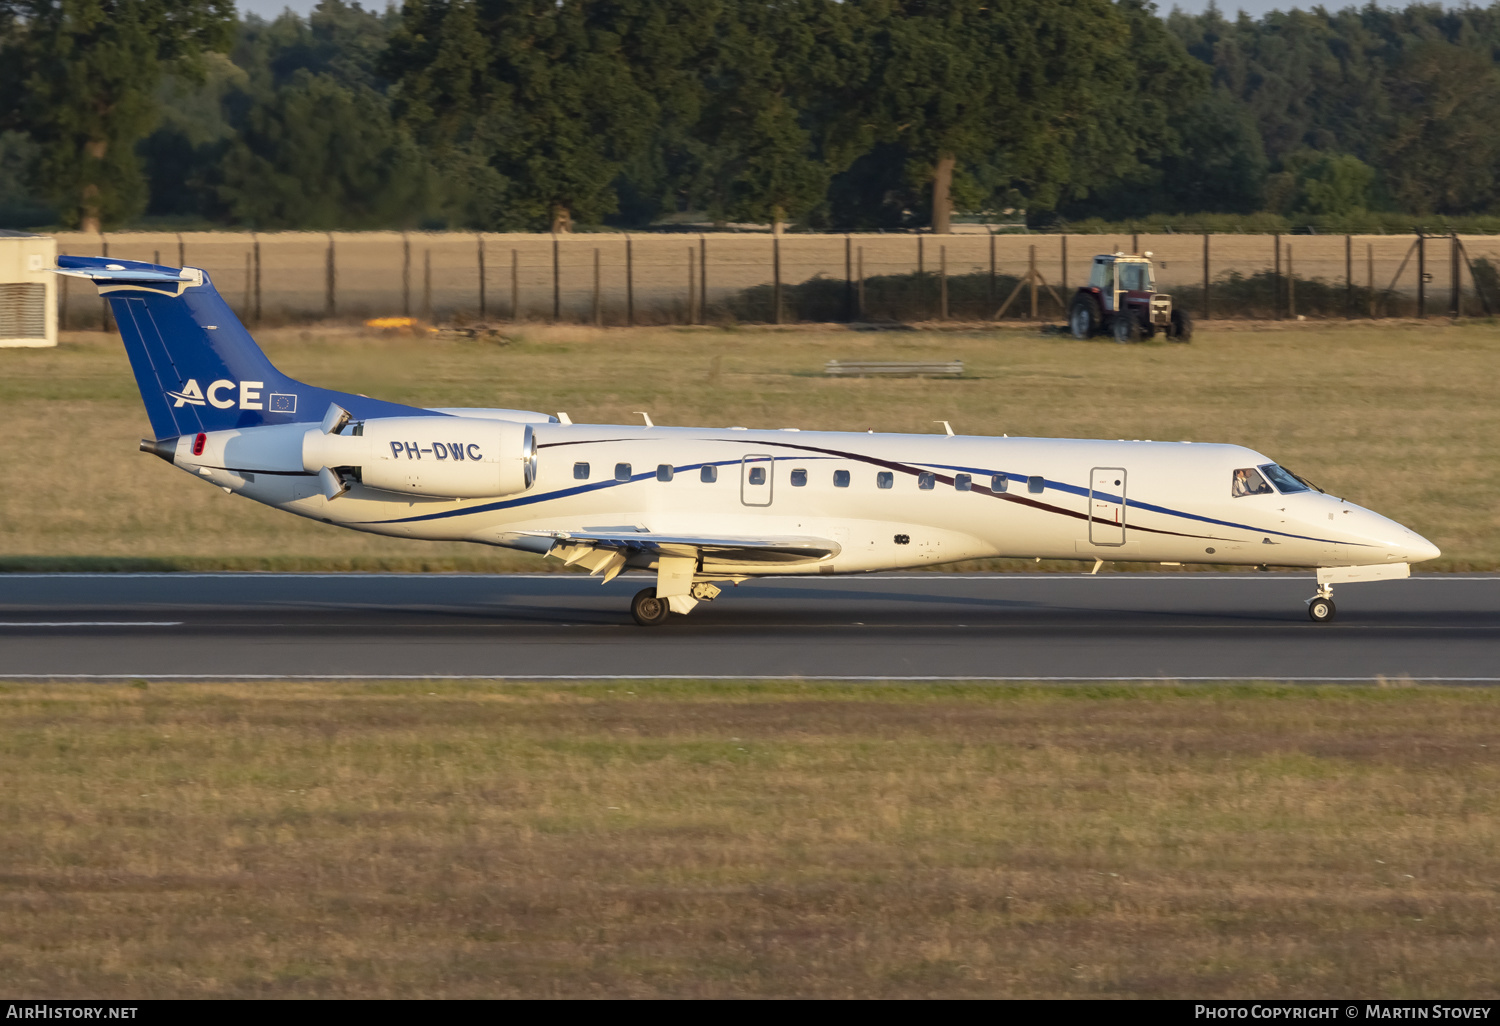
top-left (303, 415), bottom-right (536, 498)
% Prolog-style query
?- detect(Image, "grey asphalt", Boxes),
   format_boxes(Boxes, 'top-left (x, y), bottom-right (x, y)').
top-left (0, 572), bottom-right (1496, 681)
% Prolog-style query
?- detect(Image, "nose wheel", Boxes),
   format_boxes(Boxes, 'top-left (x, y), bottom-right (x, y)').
top-left (1306, 586), bottom-right (1336, 623)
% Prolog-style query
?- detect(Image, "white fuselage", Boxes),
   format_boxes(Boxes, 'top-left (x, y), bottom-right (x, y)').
top-left (172, 418), bottom-right (1439, 576)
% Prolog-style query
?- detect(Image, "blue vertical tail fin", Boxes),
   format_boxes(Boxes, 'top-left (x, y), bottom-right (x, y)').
top-left (58, 255), bottom-right (428, 439)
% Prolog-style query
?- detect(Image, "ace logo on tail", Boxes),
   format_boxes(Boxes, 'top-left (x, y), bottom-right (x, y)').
top-left (167, 379), bottom-right (296, 413)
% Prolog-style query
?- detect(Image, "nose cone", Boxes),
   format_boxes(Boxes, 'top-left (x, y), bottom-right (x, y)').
top-left (1402, 532), bottom-right (1441, 565)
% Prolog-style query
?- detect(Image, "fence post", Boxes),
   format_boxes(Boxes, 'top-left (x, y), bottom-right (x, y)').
top-left (1367, 244), bottom-right (1374, 318)
top-left (1450, 232), bottom-right (1460, 317)
top-left (402, 233), bottom-right (411, 318)
top-left (59, 264), bottom-right (68, 330)
top-left (593, 247), bottom-right (601, 326)
top-left (939, 245), bottom-right (948, 322)
top-left (1417, 231), bottom-right (1426, 318)
top-left (1287, 244), bottom-right (1296, 319)
top-left (244, 252), bottom-right (252, 317)
top-left (423, 249), bottom-right (432, 321)
top-left (253, 233), bottom-right (262, 325)
top-left (1028, 244), bottom-right (1037, 320)
top-left (552, 235), bottom-right (561, 323)
top-left (857, 245), bottom-right (865, 320)
top-left (844, 235), bottom-right (853, 323)
top-left (626, 235), bottom-right (634, 327)
top-left (988, 233), bottom-right (996, 317)
top-left (325, 233), bottom-right (336, 318)
top-left (1131, 231), bottom-right (1138, 254)
top-left (177, 232), bottom-right (185, 269)
top-left (1272, 234), bottom-right (1280, 320)
top-left (772, 235), bottom-right (782, 325)
top-left (1202, 233), bottom-right (1211, 319)
top-left (100, 234), bottom-right (112, 332)
top-left (687, 245), bottom-right (695, 324)
top-left (510, 248), bottom-right (519, 321)
top-left (476, 235), bottom-right (486, 320)
top-left (1345, 234), bottom-right (1353, 319)
top-left (1060, 234), bottom-right (1068, 291)
top-left (699, 236), bottom-right (707, 324)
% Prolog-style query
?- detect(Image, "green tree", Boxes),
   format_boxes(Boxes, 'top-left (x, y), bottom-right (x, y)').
top-left (215, 69), bottom-right (437, 229)
top-left (848, 0), bottom-right (1207, 233)
top-left (0, 0), bottom-right (234, 231)
top-left (388, 0), bottom-right (671, 232)
top-left (673, 0), bottom-right (842, 232)
top-left (1381, 41), bottom-right (1500, 215)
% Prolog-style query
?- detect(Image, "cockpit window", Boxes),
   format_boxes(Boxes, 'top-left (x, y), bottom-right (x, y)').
top-left (1089, 259), bottom-right (1110, 289)
top-left (1231, 467), bottom-right (1274, 497)
top-left (1259, 463), bottom-right (1311, 494)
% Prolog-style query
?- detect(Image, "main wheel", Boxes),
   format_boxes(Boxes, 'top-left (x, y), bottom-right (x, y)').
top-left (1307, 596), bottom-right (1336, 623)
top-left (1168, 307), bottom-right (1193, 342)
top-left (631, 587), bottom-right (671, 626)
top-left (1113, 313), bottom-right (1142, 344)
top-left (1069, 294), bottom-right (1101, 339)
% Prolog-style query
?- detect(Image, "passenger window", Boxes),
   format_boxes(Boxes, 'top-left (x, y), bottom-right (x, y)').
top-left (955, 473), bottom-right (972, 491)
top-left (748, 467), bottom-right (766, 485)
top-left (877, 471), bottom-right (893, 489)
top-left (573, 462), bottom-right (589, 480)
top-left (1232, 467), bottom-right (1274, 497)
top-left (918, 472), bottom-right (935, 490)
top-left (991, 474), bottom-right (1007, 493)
top-left (615, 462), bottom-right (631, 482)
top-left (790, 469), bottom-right (807, 487)
top-left (701, 465), bottom-right (717, 483)
top-left (1028, 475), bottom-right (1045, 494)
top-left (657, 464), bottom-right (673, 482)
top-left (1259, 463), bottom-right (1310, 494)
top-left (834, 469), bottom-right (850, 488)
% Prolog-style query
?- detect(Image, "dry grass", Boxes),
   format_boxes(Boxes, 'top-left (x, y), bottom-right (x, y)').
top-left (0, 680), bottom-right (1496, 998)
top-left (3, 319), bottom-right (1498, 569)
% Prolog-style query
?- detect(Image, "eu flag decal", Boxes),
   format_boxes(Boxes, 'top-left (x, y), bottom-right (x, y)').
top-left (269, 393), bottom-right (297, 413)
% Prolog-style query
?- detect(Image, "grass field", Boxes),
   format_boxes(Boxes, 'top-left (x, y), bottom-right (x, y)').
top-left (2, 319), bottom-right (1498, 570)
top-left (0, 680), bottom-right (1496, 998)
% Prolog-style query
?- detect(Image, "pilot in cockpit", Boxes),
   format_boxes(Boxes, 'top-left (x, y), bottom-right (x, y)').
top-left (1232, 467), bottom-right (1274, 497)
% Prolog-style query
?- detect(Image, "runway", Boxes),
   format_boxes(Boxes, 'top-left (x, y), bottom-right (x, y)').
top-left (0, 572), bottom-right (1496, 682)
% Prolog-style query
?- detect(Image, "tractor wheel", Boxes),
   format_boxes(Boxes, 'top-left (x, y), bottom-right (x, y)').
top-left (1068, 294), bottom-right (1101, 339)
top-left (1112, 313), bottom-right (1142, 344)
top-left (1169, 308), bottom-right (1193, 342)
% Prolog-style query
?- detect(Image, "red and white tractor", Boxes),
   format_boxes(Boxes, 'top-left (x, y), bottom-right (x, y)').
top-left (1068, 252), bottom-right (1192, 343)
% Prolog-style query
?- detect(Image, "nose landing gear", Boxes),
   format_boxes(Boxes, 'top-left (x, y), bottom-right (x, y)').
top-left (1306, 584), bottom-right (1336, 623)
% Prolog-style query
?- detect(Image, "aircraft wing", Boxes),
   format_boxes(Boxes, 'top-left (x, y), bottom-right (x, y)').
top-left (520, 529), bottom-right (841, 581)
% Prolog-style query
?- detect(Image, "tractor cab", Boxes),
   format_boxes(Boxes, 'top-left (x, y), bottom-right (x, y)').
top-left (1089, 254), bottom-right (1153, 313)
top-left (1070, 251), bottom-right (1191, 344)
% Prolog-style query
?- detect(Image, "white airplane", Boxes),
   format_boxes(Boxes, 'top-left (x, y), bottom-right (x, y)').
top-left (59, 255), bottom-right (1439, 626)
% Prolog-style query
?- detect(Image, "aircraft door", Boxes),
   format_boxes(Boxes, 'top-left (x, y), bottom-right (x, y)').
top-left (1089, 467), bottom-right (1126, 545)
top-left (741, 454), bottom-right (773, 506)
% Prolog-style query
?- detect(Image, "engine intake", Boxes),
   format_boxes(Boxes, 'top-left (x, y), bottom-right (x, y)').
top-left (303, 416), bottom-right (536, 498)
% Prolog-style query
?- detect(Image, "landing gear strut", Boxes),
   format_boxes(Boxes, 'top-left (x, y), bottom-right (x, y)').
top-left (1306, 584), bottom-right (1336, 623)
top-left (631, 587), bottom-right (670, 627)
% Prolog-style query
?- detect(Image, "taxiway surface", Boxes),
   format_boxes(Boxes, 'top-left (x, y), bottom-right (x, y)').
top-left (0, 572), bottom-right (1495, 681)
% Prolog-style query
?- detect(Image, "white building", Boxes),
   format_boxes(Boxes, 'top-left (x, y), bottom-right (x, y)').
top-left (0, 230), bottom-right (57, 347)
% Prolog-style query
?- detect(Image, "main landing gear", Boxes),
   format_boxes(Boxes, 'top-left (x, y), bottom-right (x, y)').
top-left (1306, 584), bottom-right (1336, 623)
top-left (631, 587), bottom-right (671, 626)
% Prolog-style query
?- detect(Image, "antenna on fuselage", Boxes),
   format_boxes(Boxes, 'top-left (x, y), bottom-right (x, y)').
top-left (934, 421), bottom-right (954, 436)
top-left (634, 412), bottom-right (654, 428)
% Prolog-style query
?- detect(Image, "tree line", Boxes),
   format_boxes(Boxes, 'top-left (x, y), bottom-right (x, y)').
top-left (0, 0), bottom-right (1497, 235)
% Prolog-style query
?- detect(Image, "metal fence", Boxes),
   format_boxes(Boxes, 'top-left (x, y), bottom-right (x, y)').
top-left (51, 229), bottom-right (1500, 328)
